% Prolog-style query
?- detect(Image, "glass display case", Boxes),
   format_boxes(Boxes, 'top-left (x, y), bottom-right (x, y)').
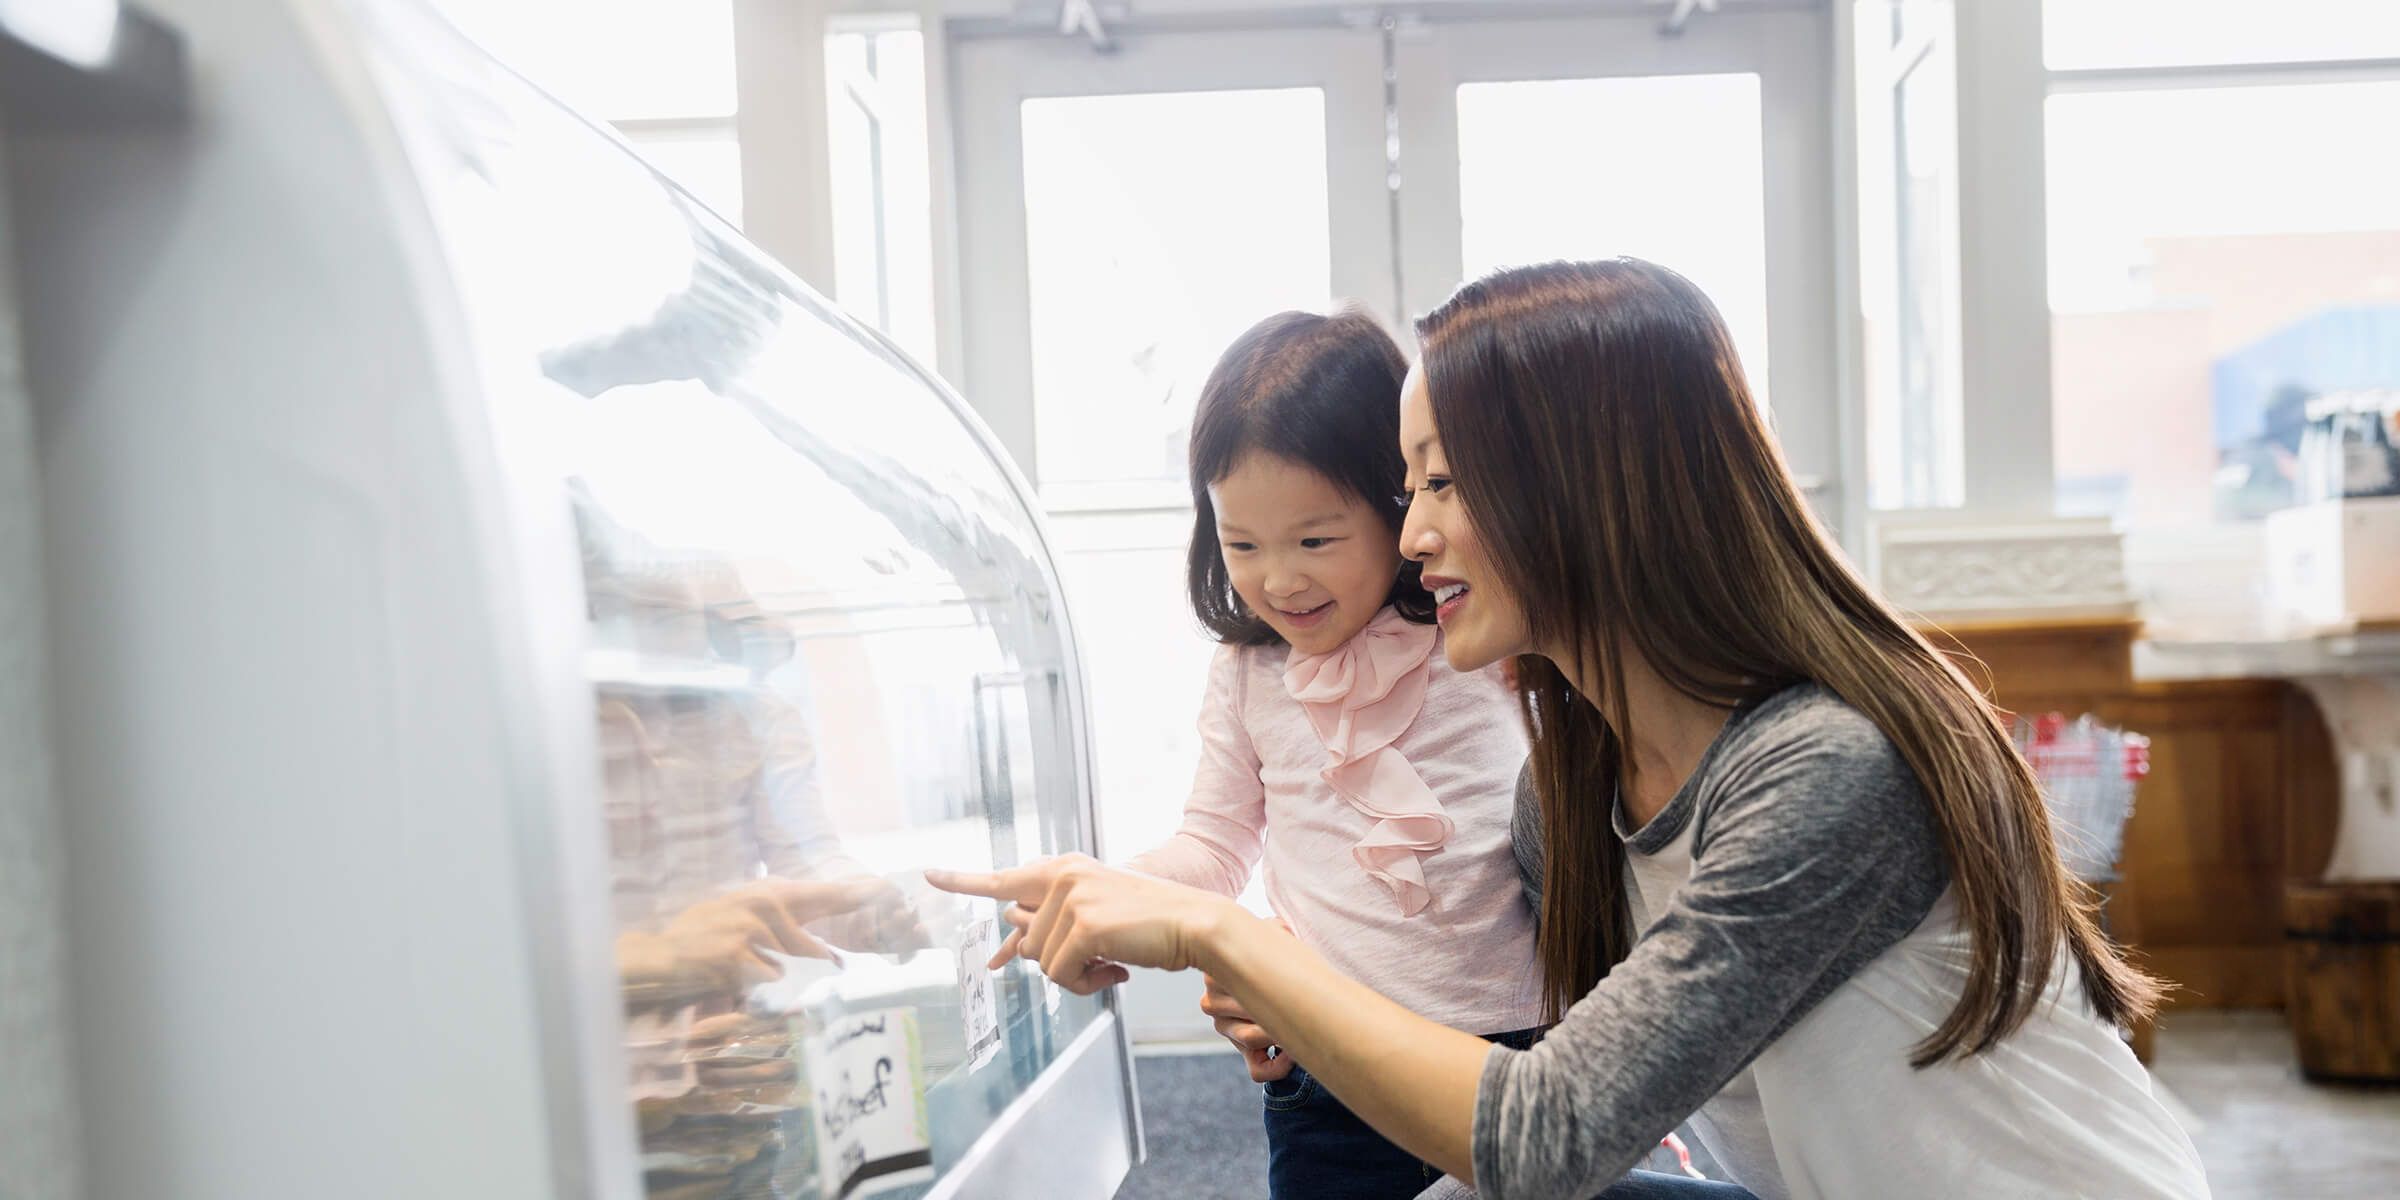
top-left (354, 5), bottom-right (1136, 1196)
top-left (8, 1), bottom-right (1138, 1197)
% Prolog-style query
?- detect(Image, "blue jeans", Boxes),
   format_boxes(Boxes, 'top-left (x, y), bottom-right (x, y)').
top-left (1262, 1029), bottom-right (1538, 1200)
top-left (1262, 1028), bottom-right (1756, 1200)
top-left (1591, 1173), bottom-right (1758, 1199)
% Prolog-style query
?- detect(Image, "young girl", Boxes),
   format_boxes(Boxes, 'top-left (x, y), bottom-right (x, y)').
top-left (1125, 308), bottom-right (1544, 1200)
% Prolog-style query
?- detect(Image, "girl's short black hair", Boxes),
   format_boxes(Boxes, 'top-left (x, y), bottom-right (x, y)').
top-left (1184, 307), bottom-right (1436, 645)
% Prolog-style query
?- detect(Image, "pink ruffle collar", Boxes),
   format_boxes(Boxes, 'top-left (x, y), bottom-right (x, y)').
top-left (1282, 608), bottom-right (1450, 915)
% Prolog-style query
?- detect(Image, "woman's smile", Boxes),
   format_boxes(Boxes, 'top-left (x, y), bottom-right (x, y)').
top-left (1424, 575), bottom-right (1472, 624)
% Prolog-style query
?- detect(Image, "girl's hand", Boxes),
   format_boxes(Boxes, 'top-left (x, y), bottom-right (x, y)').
top-left (925, 854), bottom-right (1242, 995)
top-left (1201, 916), bottom-right (1298, 1081)
top-left (1201, 977), bottom-right (1290, 1082)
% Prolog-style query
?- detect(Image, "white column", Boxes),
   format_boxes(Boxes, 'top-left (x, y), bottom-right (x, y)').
top-left (1952, 0), bottom-right (2054, 514)
top-left (733, 0), bottom-right (838, 293)
top-left (0, 126), bottom-right (85, 1200)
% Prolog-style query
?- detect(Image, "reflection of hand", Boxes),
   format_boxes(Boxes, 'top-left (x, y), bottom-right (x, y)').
top-left (619, 878), bottom-right (888, 1010)
top-left (663, 877), bottom-right (875, 965)
top-left (804, 873), bottom-right (932, 955)
top-left (1202, 917), bottom-right (1296, 1082)
top-left (925, 854), bottom-right (1242, 995)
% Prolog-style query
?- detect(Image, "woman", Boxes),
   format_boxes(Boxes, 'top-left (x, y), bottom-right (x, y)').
top-left (932, 260), bottom-right (2209, 1200)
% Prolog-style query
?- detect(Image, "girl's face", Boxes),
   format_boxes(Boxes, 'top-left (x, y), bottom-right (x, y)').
top-left (1210, 450), bottom-right (1404, 656)
top-left (1399, 366), bottom-right (1533, 672)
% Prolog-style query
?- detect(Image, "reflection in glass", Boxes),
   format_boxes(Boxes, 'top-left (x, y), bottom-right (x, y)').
top-left (622, 130), bottom-right (745, 229)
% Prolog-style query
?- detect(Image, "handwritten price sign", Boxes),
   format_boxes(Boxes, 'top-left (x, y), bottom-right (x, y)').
top-left (801, 1008), bottom-right (932, 1199)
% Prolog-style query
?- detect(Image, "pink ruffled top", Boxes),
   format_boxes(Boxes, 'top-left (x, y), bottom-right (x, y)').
top-left (1126, 607), bottom-right (1543, 1035)
top-left (1281, 608), bottom-right (1452, 916)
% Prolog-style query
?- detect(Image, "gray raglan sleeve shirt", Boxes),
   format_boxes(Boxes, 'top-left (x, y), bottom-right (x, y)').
top-left (1475, 686), bottom-right (1951, 1200)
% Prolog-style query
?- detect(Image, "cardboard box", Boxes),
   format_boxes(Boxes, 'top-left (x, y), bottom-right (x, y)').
top-left (2264, 496), bottom-right (2400, 630)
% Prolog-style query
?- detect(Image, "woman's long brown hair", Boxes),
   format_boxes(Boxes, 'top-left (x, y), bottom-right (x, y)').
top-left (1418, 259), bottom-right (2159, 1065)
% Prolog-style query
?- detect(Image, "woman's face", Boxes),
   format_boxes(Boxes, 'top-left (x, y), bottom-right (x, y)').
top-left (1210, 450), bottom-right (1404, 656)
top-left (1398, 365), bottom-right (1533, 672)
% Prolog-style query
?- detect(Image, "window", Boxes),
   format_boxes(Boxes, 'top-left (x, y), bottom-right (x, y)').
top-left (826, 26), bottom-right (938, 368)
top-left (2042, 6), bottom-right (2400, 636)
top-left (428, 0), bottom-right (742, 227)
top-left (1857, 1), bottom-right (1966, 510)
top-left (2047, 82), bottom-right (2400, 528)
top-left (1456, 74), bottom-right (1773, 408)
top-left (1884, 34), bottom-right (1964, 509)
top-left (2045, 0), bottom-right (2400, 72)
top-left (1017, 87), bottom-right (1333, 496)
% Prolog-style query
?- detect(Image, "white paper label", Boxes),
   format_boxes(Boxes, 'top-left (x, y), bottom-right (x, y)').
top-left (801, 1008), bottom-right (933, 1199)
top-left (957, 917), bottom-right (1004, 1072)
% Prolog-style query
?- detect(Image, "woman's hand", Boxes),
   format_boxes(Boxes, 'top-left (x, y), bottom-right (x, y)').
top-left (925, 854), bottom-right (1245, 995)
top-left (947, 857), bottom-right (1488, 1183)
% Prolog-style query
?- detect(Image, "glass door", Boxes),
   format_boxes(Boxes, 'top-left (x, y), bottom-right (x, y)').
top-left (1393, 5), bottom-right (1843, 526)
top-left (947, 6), bottom-right (1842, 1046)
top-left (952, 25), bottom-right (1396, 506)
top-left (950, 23), bottom-right (1395, 1042)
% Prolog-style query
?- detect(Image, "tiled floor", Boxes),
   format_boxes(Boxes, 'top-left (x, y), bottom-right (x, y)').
top-left (1114, 1048), bottom-right (1268, 1200)
top-left (1116, 1012), bottom-right (2400, 1198)
top-left (2146, 1010), bottom-right (2400, 1196)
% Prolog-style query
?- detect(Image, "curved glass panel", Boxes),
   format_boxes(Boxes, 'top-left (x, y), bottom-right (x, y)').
top-left (347, 3), bottom-right (1109, 1196)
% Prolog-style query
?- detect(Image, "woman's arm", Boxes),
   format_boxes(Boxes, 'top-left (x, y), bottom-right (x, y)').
top-left (1469, 708), bottom-right (1949, 1199)
top-left (928, 857), bottom-right (1494, 1180)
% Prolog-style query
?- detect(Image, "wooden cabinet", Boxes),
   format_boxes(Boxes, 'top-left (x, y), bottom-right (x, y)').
top-left (2095, 680), bottom-right (2339, 1009)
top-left (1918, 618), bottom-right (2341, 1029)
